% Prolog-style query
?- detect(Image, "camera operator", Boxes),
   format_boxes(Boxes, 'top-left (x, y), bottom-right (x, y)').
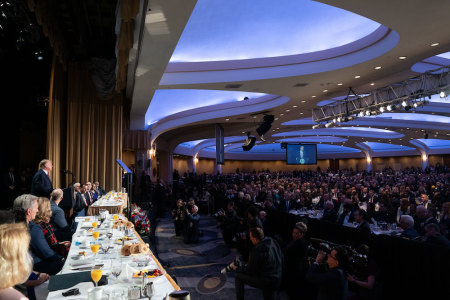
top-left (346, 244), bottom-right (381, 300)
top-left (217, 201), bottom-right (239, 246)
top-left (306, 246), bottom-right (349, 300)
top-left (283, 222), bottom-right (310, 300)
top-left (232, 227), bottom-right (283, 300)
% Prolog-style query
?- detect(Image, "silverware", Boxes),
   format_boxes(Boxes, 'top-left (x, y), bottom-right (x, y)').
top-left (72, 264), bottom-right (103, 271)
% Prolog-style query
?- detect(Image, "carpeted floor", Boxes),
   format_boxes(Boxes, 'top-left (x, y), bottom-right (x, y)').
top-left (150, 214), bottom-right (277, 300)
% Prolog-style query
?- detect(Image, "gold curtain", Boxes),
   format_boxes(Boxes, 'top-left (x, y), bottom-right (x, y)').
top-left (65, 63), bottom-right (123, 191)
top-left (46, 55), bottom-right (65, 188)
top-left (116, 0), bottom-right (140, 91)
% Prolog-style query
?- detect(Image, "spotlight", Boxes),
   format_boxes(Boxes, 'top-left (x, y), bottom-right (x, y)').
top-left (325, 122), bottom-right (333, 128)
top-left (402, 100), bottom-right (407, 107)
top-left (256, 115), bottom-right (274, 137)
top-left (242, 133), bottom-right (256, 151)
top-left (359, 111), bottom-right (364, 117)
top-left (332, 118), bottom-right (337, 123)
top-left (440, 91), bottom-right (446, 98)
top-left (379, 106), bottom-right (385, 113)
top-left (337, 117), bottom-right (342, 123)
top-left (365, 110), bottom-right (371, 116)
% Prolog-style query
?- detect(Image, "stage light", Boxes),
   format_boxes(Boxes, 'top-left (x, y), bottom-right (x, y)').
top-left (337, 117), bottom-right (342, 123)
top-left (359, 111), bottom-right (364, 117)
top-left (365, 110), bottom-right (371, 116)
top-left (325, 122), bottom-right (333, 128)
top-left (379, 106), bottom-right (385, 113)
top-left (440, 91), bottom-right (446, 98)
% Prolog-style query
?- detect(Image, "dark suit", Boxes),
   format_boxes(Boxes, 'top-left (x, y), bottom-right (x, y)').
top-left (73, 192), bottom-right (88, 217)
top-left (31, 169), bottom-right (53, 198)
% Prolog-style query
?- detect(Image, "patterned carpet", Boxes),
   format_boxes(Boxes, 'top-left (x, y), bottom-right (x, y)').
top-left (152, 215), bottom-right (270, 300)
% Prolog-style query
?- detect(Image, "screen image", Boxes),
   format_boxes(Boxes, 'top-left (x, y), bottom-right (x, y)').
top-left (286, 144), bottom-right (317, 165)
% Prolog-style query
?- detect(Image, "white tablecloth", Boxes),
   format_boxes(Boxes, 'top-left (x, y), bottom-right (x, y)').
top-left (47, 214), bottom-right (178, 299)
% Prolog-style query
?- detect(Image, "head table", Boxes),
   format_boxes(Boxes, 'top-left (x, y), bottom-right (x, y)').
top-left (47, 212), bottom-right (179, 299)
top-left (86, 192), bottom-right (128, 216)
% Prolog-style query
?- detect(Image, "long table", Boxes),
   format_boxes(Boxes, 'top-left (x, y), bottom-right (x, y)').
top-left (86, 192), bottom-right (128, 216)
top-left (47, 214), bottom-right (179, 299)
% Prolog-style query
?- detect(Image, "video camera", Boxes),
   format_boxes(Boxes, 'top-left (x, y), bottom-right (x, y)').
top-left (213, 208), bottom-right (225, 218)
top-left (305, 238), bottom-right (368, 274)
top-left (221, 257), bottom-right (243, 275)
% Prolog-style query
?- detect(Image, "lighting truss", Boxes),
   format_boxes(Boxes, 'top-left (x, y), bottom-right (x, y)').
top-left (311, 65), bottom-right (450, 126)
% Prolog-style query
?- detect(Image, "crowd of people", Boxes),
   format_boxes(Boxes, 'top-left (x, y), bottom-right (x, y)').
top-left (170, 165), bottom-right (449, 299)
top-left (0, 159), bottom-right (106, 300)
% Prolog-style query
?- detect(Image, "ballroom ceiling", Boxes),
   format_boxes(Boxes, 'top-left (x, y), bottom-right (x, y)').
top-left (128, 0), bottom-right (450, 159)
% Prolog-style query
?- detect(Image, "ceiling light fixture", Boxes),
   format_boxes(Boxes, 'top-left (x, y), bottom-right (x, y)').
top-left (440, 90), bottom-right (446, 98)
top-left (430, 43), bottom-right (439, 47)
top-left (337, 83), bottom-right (343, 86)
top-left (323, 90), bottom-right (328, 92)
top-left (399, 56), bottom-right (407, 60)
top-left (375, 66), bottom-right (381, 70)
top-left (355, 75), bottom-right (361, 78)
top-left (370, 83), bottom-right (375, 86)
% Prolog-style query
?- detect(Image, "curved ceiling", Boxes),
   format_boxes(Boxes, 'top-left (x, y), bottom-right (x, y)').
top-left (170, 0), bottom-right (380, 62)
top-left (129, 0), bottom-right (450, 160)
top-left (145, 89), bottom-right (266, 125)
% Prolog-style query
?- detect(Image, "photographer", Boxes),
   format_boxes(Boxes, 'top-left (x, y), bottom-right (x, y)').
top-left (233, 227), bottom-right (283, 300)
top-left (283, 222), bottom-right (310, 300)
top-left (306, 246), bottom-right (349, 300)
top-left (172, 199), bottom-right (186, 237)
top-left (218, 201), bottom-right (239, 246)
top-left (184, 205), bottom-right (200, 244)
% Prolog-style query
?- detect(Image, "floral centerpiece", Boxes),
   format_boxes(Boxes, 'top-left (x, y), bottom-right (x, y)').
top-left (124, 203), bottom-right (151, 236)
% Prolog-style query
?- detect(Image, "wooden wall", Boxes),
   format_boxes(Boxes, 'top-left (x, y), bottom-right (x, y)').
top-left (172, 155), bottom-right (445, 174)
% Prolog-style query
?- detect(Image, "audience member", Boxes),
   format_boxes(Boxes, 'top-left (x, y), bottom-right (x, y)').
top-left (0, 223), bottom-right (33, 300)
top-left (13, 194), bottom-right (64, 275)
top-left (423, 223), bottom-right (450, 247)
top-left (49, 188), bottom-right (72, 241)
top-left (172, 199), bottom-right (186, 237)
top-left (399, 215), bottom-right (420, 240)
top-left (35, 197), bottom-right (70, 257)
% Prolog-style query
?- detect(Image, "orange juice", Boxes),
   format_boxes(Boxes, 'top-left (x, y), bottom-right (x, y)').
top-left (91, 244), bottom-right (100, 254)
top-left (91, 269), bottom-right (102, 283)
top-left (92, 222), bottom-right (98, 228)
top-left (113, 215), bottom-right (119, 220)
top-left (92, 231), bottom-right (100, 240)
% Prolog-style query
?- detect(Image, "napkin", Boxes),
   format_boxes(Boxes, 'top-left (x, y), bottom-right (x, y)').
top-left (48, 271), bottom-right (108, 291)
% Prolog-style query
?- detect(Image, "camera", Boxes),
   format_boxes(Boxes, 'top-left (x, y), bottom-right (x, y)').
top-left (221, 257), bottom-right (242, 274)
top-left (213, 208), bottom-right (225, 218)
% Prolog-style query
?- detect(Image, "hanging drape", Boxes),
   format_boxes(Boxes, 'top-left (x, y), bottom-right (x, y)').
top-left (65, 62), bottom-right (123, 191)
top-left (46, 55), bottom-right (65, 188)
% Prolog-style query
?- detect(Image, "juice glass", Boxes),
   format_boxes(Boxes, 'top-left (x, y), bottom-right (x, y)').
top-left (91, 267), bottom-right (102, 287)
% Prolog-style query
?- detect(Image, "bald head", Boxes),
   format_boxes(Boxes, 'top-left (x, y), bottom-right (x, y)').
top-left (416, 206), bottom-right (429, 218)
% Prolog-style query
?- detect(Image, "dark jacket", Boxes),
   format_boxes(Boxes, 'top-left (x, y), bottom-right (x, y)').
top-left (238, 236), bottom-right (283, 285)
top-left (29, 221), bottom-right (61, 264)
top-left (31, 169), bottom-right (53, 198)
top-left (307, 263), bottom-right (348, 300)
top-left (400, 228), bottom-right (420, 240)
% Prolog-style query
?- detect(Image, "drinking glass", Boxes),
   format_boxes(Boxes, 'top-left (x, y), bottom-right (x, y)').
top-left (101, 240), bottom-right (110, 254)
top-left (91, 244), bottom-right (100, 257)
top-left (91, 267), bottom-right (103, 287)
top-left (92, 221), bottom-right (99, 229)
top-left (113, 215), bottom-right (119, 220)
top-left (111, 262), bottom-right (122, 282)
top-left (92, 231), bottom-right (100, 240)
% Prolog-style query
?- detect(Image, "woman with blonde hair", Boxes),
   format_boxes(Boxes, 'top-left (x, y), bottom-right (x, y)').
top-left (35, 197), bottom-right (70, 257)
top-left (0, 223), bottom-right (33, 300)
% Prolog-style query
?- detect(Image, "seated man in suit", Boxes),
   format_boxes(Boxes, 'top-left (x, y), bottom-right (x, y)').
top-left (13, 194), bottom-right (64, 275)
top-left (353, 208), bottom-right (372, 235)
top-left (399, 215), bottom-right (419, 239)
top-left (50, 188), bottom-right (72, 241)
top-left (94, 181), bottom-right (105, 198)
top-left (31, 159), bottom-right (53, 198)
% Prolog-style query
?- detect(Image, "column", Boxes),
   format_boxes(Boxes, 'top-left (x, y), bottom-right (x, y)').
top-left (410, 140), bottom-right (430, 171)
top-left (187, 155), bottom-right (197, 174)
top-left (158, 150), bottom-right (173, 184)
top-left (214, 162), bottom-right (222, 175)
top-left (356, 142), bottom-right (374, 172)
